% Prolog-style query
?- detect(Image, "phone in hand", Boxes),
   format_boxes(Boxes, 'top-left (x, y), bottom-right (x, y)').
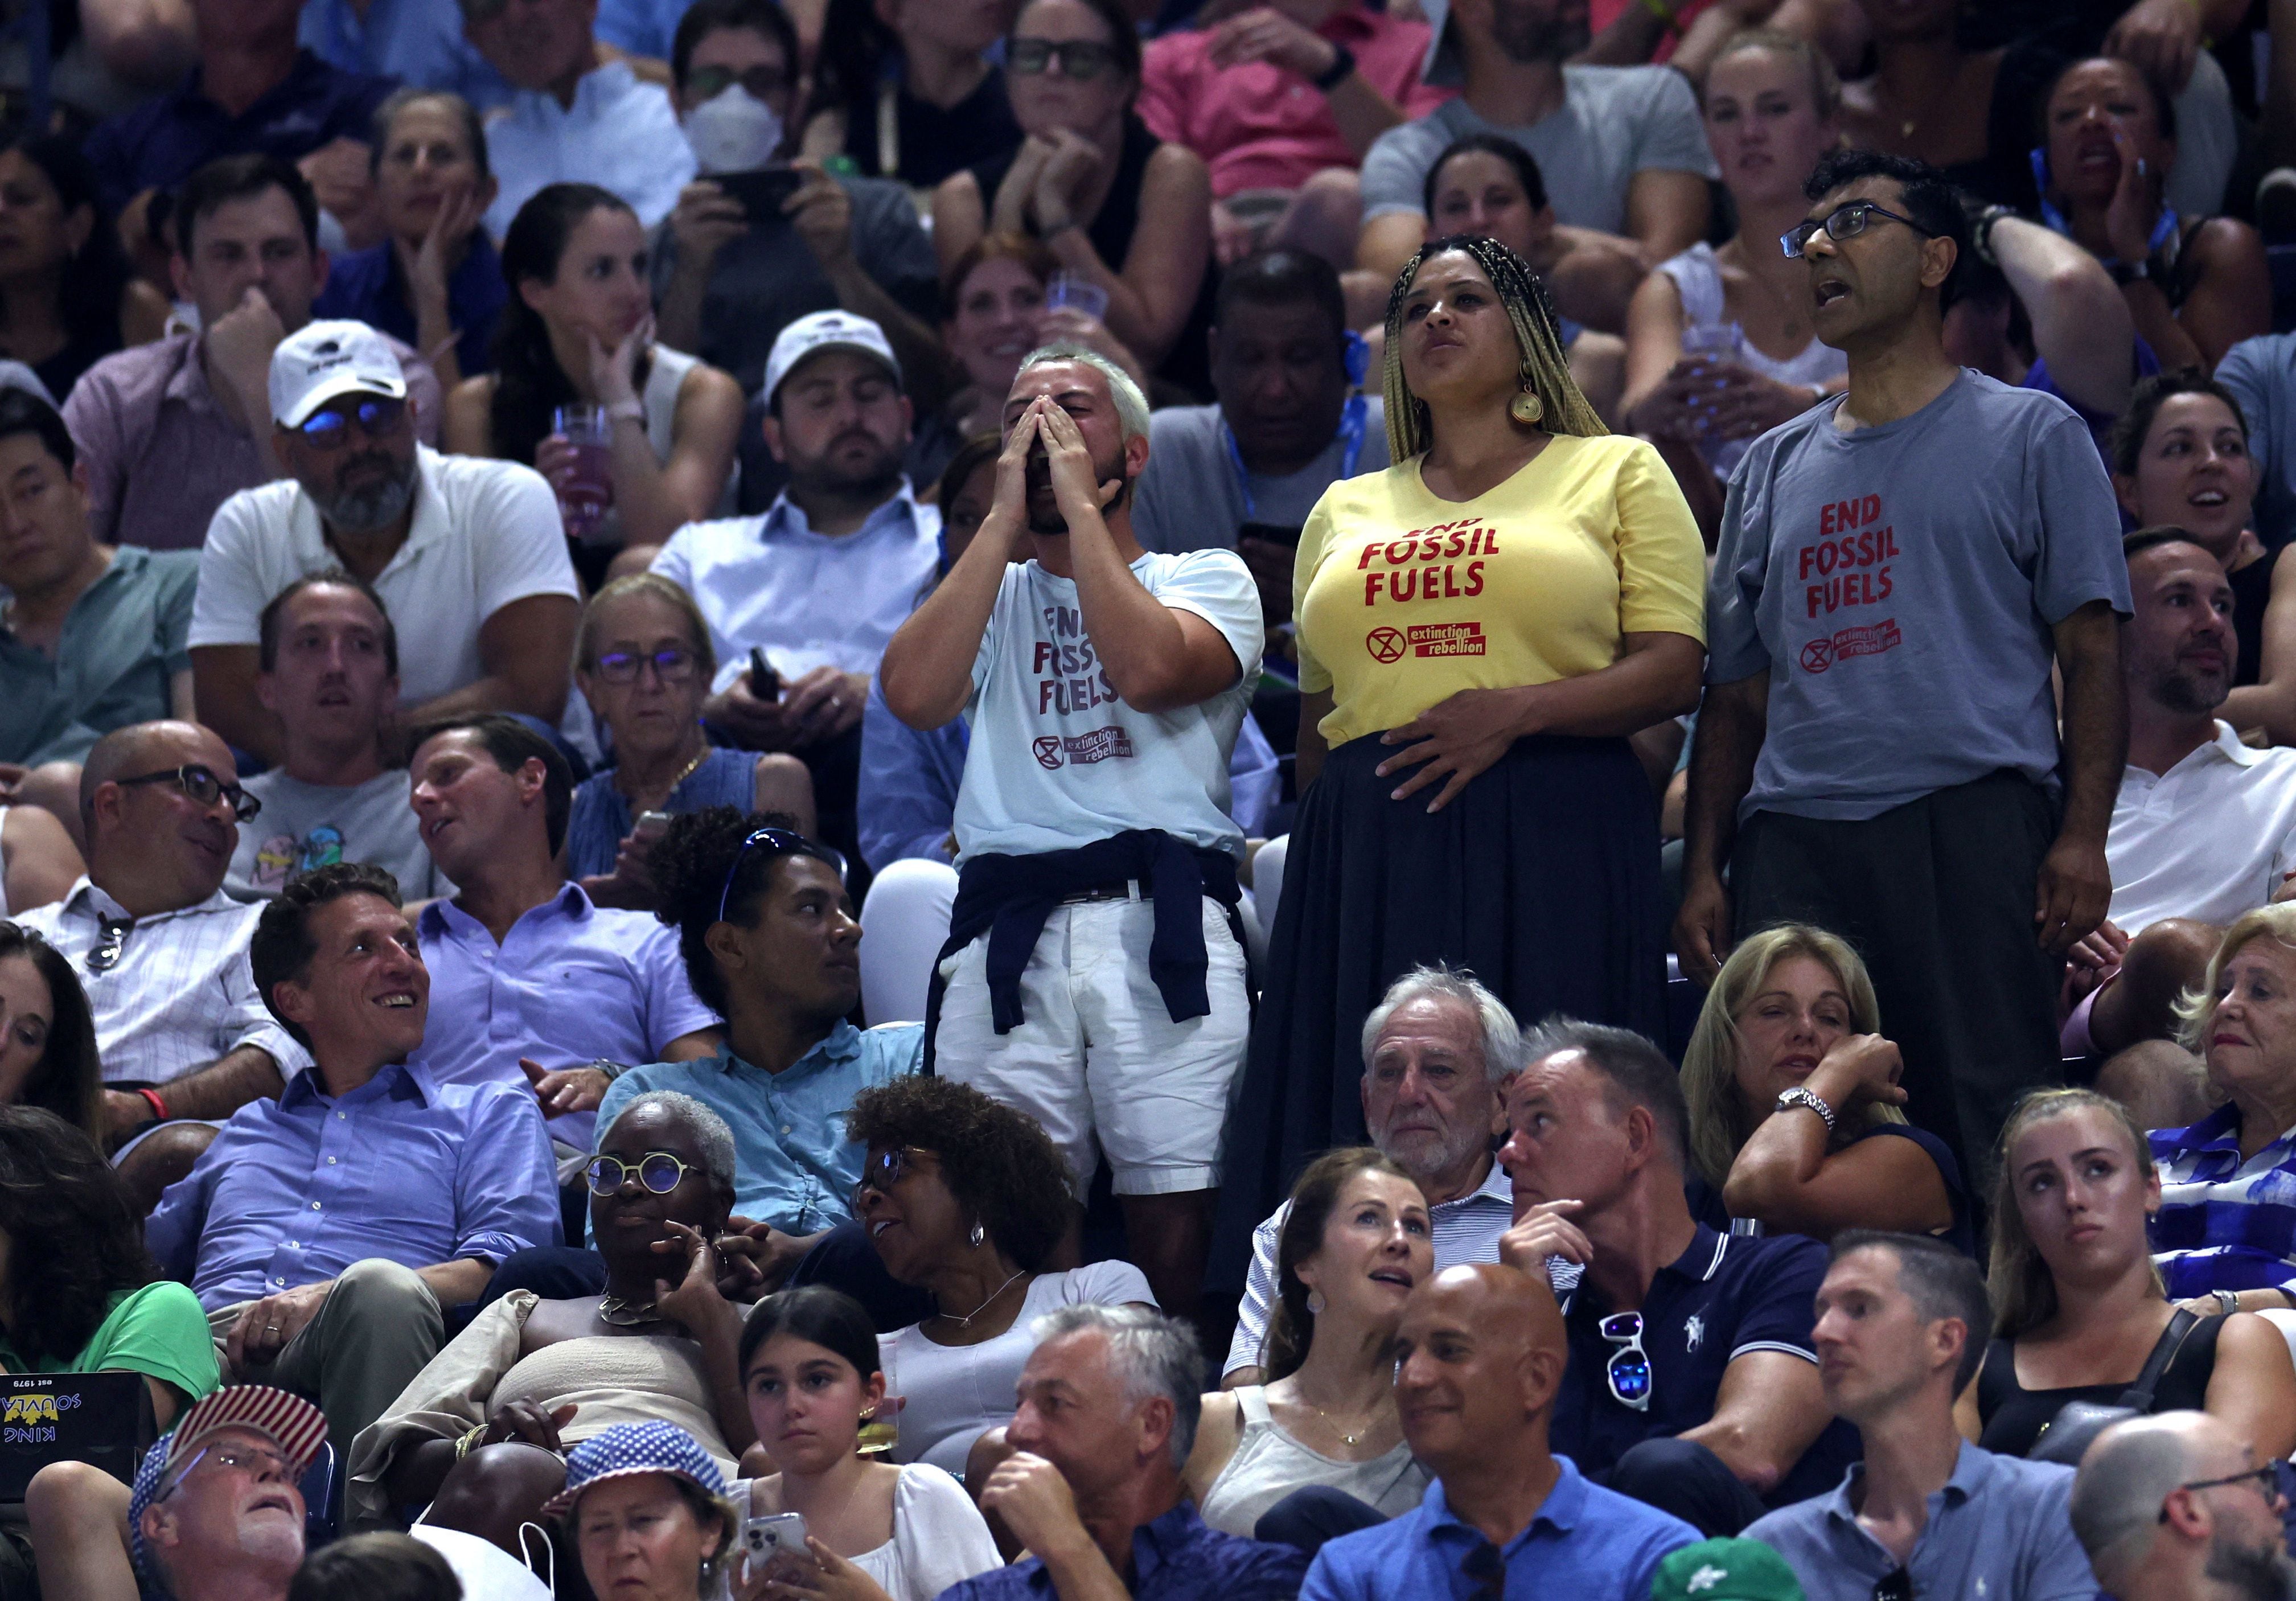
top-left (749, 647), bottom-right (781, 703)
top-left (714, 168), bottom-right (804, 224)
top-left (633, 810), bottom-right (672, 843)
top-left (742, 1511), bottom-right (809, 1562)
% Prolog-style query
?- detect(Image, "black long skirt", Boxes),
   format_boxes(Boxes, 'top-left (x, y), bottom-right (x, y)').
top-left (1214, 729), bottom-right (1671, 1268)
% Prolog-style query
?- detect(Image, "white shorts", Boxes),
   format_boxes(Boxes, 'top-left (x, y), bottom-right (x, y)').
top-left (934, 892), bottom-right (1250, 1197)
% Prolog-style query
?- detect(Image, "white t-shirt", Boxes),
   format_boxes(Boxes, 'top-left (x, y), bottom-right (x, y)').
top-left (188, 447), bottom-right (581, 707)
top-left (878, 1261), bottom-right (1157, 1473)
top-left (2108, 721), bottom-right (2296, 931)
top-left (953, 552), bottom-right (1263, 863)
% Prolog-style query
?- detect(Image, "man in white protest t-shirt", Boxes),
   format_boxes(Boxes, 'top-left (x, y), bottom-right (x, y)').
top-left (881, 343), bottom-right (1263, 1317)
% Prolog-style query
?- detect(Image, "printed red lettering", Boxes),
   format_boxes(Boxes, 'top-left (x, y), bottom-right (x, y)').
top-left (1032, 642), bottom-right (1056, 673)
top-left (1385, 539), bottom-right (1416, 564)
top-left (1039, 680), bottom-right (1058, 715)
top-left (1877, 566), bottom-right (1892, 600)
top-left (1463, 560), bottom-right (1485, 597)
top-left (1444, 531), bottom-right (1467, 557)
top-left (1443, 564), bottom-right (1461, 598)
top-left (1393, 568), bottom-right (1418, 602)
top-left (1365, 572), bottom-right (1386, 604)
top-left (1357, 543), bottom-right (1381, 570)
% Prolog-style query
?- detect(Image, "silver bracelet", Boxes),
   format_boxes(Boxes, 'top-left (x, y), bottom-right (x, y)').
top-left (1775, 1085), bottom-right (1837, 1134)
top-left (2215, 1288), bottom-right (2241, 1315)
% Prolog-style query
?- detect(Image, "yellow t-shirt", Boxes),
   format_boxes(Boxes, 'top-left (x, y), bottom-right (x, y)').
top-left (1293, 433), bottom-right (1708, 748)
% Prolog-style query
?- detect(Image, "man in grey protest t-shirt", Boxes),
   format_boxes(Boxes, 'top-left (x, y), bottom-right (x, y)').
top-left (1679, 151), bottom-right (2129, 1184)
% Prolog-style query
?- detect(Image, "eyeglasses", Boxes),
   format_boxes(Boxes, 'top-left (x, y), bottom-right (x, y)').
top-left (687, 64), bottom-right (791, 102)
top-left (852, 1146), bottom-right (915, 1213)
top-left (716, 826), bottom-right (814, 925)
top-left (112, 764), bottom-right (261, 823)
top-left (1781, 200), bottom-right (1938, 258)
top-left (1009, 38), bottom-right (1119, 79)
top-left (157, 1443), bottom-right (292, 1502)
top-left (85, 915), bottom-right (132, 975)
top-left (1460, 1540), bottom-right (1506, 1598)
top-left (292, 396), bottom-right (406, 449)
top-left (2162, 1462), bottom-right (2282, 1520)
top-left (593, 647), bottom-right (700, 686)
top-left (1872, 1568), bottom-right (1912, 1601)
top-left (1599, 1311), bottom-right (1652, 1412)
top-left (585, 1150), bottom-right (705, 1196)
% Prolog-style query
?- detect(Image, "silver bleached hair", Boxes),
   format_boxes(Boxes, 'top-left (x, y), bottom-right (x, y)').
top-left (1014, 342), bottom-right (1151, 445)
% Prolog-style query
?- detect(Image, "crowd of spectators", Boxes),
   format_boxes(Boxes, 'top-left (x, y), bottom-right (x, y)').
top-left (12, 0), bottom-right (2296, 1595)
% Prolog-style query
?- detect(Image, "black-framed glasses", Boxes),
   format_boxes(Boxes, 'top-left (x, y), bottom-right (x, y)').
top-left (85, 916), bottom-right (132, 975)
top-left (687, 63), bottom-right (791, 102)
top-left (1009, 38), bottom-right (1119, 79)
top-left (112, 764), bottom-right (261, 823)
top-left (1599, 1311), bottom-right (1652, 1411)
top-left (852, 1146), bottom-right (915, 1213)
top-left (593, 647), bottom-right (699, 686)
top-left (1872, 1568), bottom-right (1912, 1601)
top-left (2162, 1462), bottom-right (2281, 1520)
top-left (585, 1151), bottom-right (705, 1197)
top-left (1781, 200), bottom-right (1938, 258)
top-left (716, 826), bottom-right (813, 925)
top-left (292, 396), bottom-right (406, 449)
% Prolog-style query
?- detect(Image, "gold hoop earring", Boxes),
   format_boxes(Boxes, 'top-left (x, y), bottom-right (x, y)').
top-left (1510, 389), bottom-right (1544, 426)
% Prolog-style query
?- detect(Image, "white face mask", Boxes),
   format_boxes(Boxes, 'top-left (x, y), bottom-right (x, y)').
top-left (682, 85), bottom-right (784, 175)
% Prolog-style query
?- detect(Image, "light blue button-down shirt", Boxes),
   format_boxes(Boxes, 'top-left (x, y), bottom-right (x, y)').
top-left (482, 61), bottom-right (696, 238)
top-left (594, 0), bottom-right (695, 58)
top-left (146, 1060), bottom-right (560, 1311)
top-left (595, 1021), bottom-right (923, 1233)
top-left (298, 0), bottom-right (516, 109)
top-left (412, 882), bottom-right (722, 1150)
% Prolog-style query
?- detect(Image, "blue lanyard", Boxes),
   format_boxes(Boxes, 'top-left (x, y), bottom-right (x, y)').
top-left (1222, 396), bottom-right (1367, 520)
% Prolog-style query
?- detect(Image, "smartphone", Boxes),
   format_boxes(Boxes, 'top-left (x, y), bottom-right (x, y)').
top-left (742, 1511), bottom-right (808, 1561)
top-left (714, 168), bottom-right (804, 224)
top-left (633, 810), bottom-right (672, 842)
top-left (748, 646), bottom-right (781, 702)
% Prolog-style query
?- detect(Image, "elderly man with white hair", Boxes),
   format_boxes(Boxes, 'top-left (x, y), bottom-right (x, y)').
top-left (881, 344), bottom-right (1265, 1319)
top-left (2072, 1410), bottom-right (2296, 1601)
top-left (1222, 964), bottom-right (1530, 1388)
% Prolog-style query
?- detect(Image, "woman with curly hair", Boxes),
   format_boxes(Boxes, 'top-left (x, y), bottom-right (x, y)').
top-left (0, 921), bottom-right (103, 1149)
top-left (847, 1074), bottom-right (1153, 1473)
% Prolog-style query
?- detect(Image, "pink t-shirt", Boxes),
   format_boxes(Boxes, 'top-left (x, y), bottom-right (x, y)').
top-left (1138, 6), bottom-right (1455, 198)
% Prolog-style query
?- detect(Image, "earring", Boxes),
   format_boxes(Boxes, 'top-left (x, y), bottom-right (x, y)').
top-left (1306, 1290), bottom-right (1326, 1315)
top-left (1510, 388), bottom-right (1545, 425)
top-left (969, 1222), bottom-right (985, 1247)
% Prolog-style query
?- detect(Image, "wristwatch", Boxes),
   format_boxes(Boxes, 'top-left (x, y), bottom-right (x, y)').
top-left (2215, 1288), bottom-right (2241, 1315)
top-left (1776, 1085), bottom-right (1837, 1134)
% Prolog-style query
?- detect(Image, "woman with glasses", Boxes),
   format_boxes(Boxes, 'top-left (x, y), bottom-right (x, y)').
top-left (929, 0), bottom-right (1215, 389)
top-left (568, 576), bottom-right (818, 904)
top-left (347, 1093), bottom-right (758, 1533)
top-left (1959, 1087), bottom-right (2296, 1463)
top-left (802, 0), bottom-right (1025, 190)
top-left (845, 1075), bottom-right (1153, 1476)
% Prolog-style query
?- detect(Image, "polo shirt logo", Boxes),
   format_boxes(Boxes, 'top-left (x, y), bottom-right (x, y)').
top-left (1685, 1313), bottom-right (1706, 1352)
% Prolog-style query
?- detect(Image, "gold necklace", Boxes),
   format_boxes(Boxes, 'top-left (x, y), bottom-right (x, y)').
top-left (625, 742), bottom-right (710, 810)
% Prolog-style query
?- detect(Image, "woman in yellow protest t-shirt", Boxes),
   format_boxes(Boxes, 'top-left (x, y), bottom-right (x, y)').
top-left (1226, 235), bottom-right (1708, 1217)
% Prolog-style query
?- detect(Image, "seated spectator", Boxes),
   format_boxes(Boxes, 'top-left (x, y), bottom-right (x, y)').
top-left (546, 1423), bottom-right (739, 1601)
top-left (1297, 1264), bottom-right (1697, 1599)
top-left (1623, 32), bottom-right (1845, 535)
top-left (850, 1074), bottom-right (1155, 1473)
top-left (62, 155), bottom-right (442, 554)
top-left (1675, 924), bottom-right (1969, 1250)
top-left (800, 0), bottom-right (1024, 190)
top-left (18, 721), bottom-right (303, 1151)
top-left (2031, 56), bottom-right (2268, 373)
top-left (1354, 0), bottom-right (1714, 287)
top-left (655, 0), bottom-right (945, 399)
top-left (2215, 330), bottom-right (2296, 552)
top-left (299, 0), bottom-right (514, 112)
top-left (2112, 375), bottom-right (2292, 740)
top-left (736, 1285), bottom-right (1004, 1597)
top-left (191, 319), bottom-right (581, 768)
top-left (2060, 535), bottom-right (2296, 1093)
top-left (2071, 1410), bottom-right (2295, 1601)
top-left (0, 133), bottom-right (170, 401)
top-left (1139, 0), bottom-right (1448, 272)
top-left (444, 183), bottom-right (742, 579)
top-left (348, 1091), bottom-right (754, 1531)
top-left (1184, 1150), bottom-right (1433, 1536)
top-left (83, 0), bottom-right (393, 265)
top-left (128, 1388), bottom-right (331, 1601)
top-left (942, 1305), bottom-right (1309, 1600)
top-left (569, 576), bottom-right (816, 901)
top-left (1225, 966), bottom-right (1522, 1389)
top-left (407, 715), bottom-right (722, 1150)
top-left (1497, 1020), bottom-right (1855, 1534)
top-left (228, 574), bottom-right (439, 901)
top-left (146, 862), bottom-right (561, 1447)
top-left (286, 1533), bottom-right (463, 1601)
top-left (0, 925), bottom-right (104, 1147)
top-left (931, 0), bottom-right (1215, 387)
top-left (1830, 0), bottom-right (2031, 207)
top-left (313, 91), bottom-right (507, 393)
top-left (463, 0), bottom-right (697, 237)
top-left (597, 809), bottom-right (921, 1292)
top-left (0, 385), bottom-right (192, 838)
top-left (1964, 1088), bottom-right (2296, 1462)
top-left (880, 346), bottom-right (1263, 1313)
top-left (1744, 1233), bottom-right (2097, 1601)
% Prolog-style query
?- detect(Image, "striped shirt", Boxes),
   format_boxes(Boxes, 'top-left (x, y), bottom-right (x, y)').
top-left (2150, 1102), bottom-right (2296, 1298)
top-left (16, 877), bottom-right (306, 1086)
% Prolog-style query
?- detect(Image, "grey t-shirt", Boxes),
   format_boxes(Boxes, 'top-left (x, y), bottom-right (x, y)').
top-left (1707, 370), bottom-right (2130, 822)
top-left (2215, 331), bottom-right (2296, 552)
top-left (1359, 67), bottom-right (1716, 236)
top-left (228, 767), bottom-right (443, 901)
top-left (1132, 398), bottom-right (1390, 554)
top-left (0, 545), bottom-right (195, 766)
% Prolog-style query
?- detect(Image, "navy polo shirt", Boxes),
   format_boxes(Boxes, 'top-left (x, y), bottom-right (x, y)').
top-left (314, 232), bottom-right (508, 379)
top-left (1553, 1224), bottom-right (1860, 1506)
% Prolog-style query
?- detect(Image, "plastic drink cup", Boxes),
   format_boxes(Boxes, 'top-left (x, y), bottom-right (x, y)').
top-left (553, 403), bottom-right (615, 543)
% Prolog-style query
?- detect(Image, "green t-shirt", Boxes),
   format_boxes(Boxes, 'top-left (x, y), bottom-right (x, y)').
top-left (0, 1282), bottom-right (219, 1403)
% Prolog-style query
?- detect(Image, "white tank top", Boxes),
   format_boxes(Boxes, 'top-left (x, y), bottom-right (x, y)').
top-left (1194, 1386), bottom-right (1427, 1538)
top-left (1656, 243), bottom-right (1847, 481)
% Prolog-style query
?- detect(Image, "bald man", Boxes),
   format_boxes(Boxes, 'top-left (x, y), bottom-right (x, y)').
top-left (1300, 1264), bottom-right (1698, 1599)
top-left (18, 721), bottom-right (303, 1157)
top-left (2073, 1411), bottom-right (2296, 1601)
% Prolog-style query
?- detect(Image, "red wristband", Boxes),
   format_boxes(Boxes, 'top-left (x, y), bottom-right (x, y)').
top-left (137, 1086), bottom-right (170, 1123)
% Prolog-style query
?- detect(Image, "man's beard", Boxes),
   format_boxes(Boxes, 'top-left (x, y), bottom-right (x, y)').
top-left (803, 430), bottom-right (903, 502)
top-left (1491, 1), bottom-right (1589, 63)
top-left (317, 453), bottom-right (417, 535)
top-left (2151, 660), bottom-right (2232, 716)
top-left (2205, 1533), bottom-right (2296, 1601)
top-left (1025, 441), bottom-right (1131, 535)
top-left (1378, 1120), bottom-right (1490, 1189)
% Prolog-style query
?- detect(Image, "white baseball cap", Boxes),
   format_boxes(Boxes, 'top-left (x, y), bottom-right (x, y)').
top-left (269, 320), bottom-right (408, 429)
top-left (761, 310), bottom-right (901, 408)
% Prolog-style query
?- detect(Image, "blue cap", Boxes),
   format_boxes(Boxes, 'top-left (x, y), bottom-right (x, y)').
top-left (541, 1422), bottom-right (726, 1518)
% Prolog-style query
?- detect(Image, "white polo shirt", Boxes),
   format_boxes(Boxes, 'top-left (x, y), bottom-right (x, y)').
top-left (189, 446), bottom-right (581, 707)
top-left (2107, 720), bottom-right (2296, 931)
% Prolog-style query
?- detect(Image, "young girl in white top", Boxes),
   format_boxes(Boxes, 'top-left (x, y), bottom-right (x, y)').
top-left (736, 1286), bottom-right (1001, 1601)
